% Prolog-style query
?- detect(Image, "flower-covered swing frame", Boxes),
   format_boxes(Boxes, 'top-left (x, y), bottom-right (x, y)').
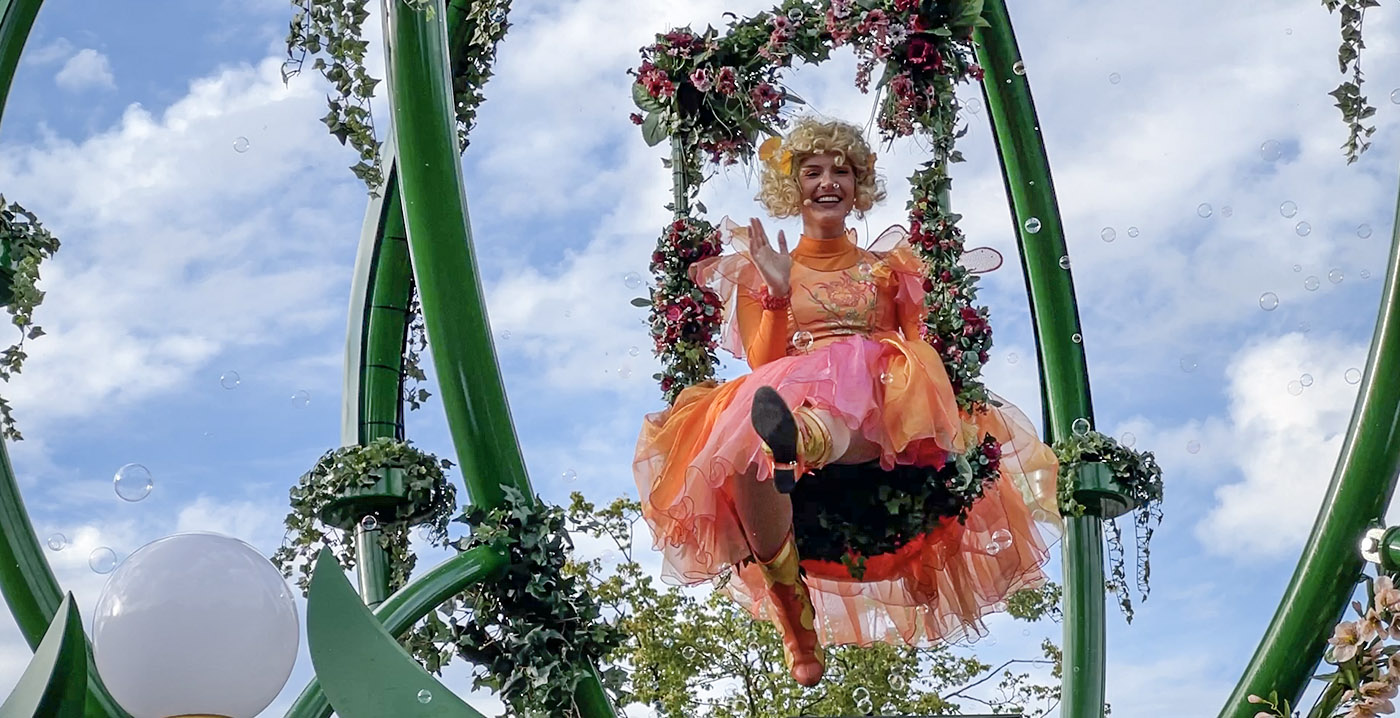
top-left (628, 0), bottom-right (1010, 578)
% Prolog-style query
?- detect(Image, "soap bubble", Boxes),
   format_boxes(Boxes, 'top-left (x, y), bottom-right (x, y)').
top-left (1071, 418), bottom-right (1091, 436)
top-left (1346, 368), bottom-right (1362, 384)
top-left (113, 464), bottom-right (153, 502)
top-left (623, 272), bottom-right (644, 289)
top-left (232, 136), bottom-right (250, 153)
top-left (1024, 217), bottom-right (1042, 234)
top-left (46, 533), bottom-right (66, 551)
top-left (1197, 203), bottom-right (1213, 218)
top-left (1280, 201), bottom-right (1298, 218)
top-left (89, 547), bottom-right (118, 574)
top-left (1258, 292), bottom-right (1279, 311)
top-left (220, 371), bottom-right (241, 390)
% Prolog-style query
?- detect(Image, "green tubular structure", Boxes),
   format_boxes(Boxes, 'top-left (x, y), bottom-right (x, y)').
top-left (975, 2), bottom-right (1104, 716)
top-left (385, 0), bottom-right (527, 515)
top-left (0, 0), bottom-right (42, 133)
top-left (384, 1), bottom-right (616, 715)
top-left (1217, 186), bottom-right (1400, 715)
top-left (0, 593), bottom-right (87, 717)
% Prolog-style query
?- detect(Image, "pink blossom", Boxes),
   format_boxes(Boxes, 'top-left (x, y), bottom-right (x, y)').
top-left (689, 67), bottom-right (714, 92)
top-left (890, 74), bottom-right (915, 100)
top-left (715, 67), bottom-right (738, 95)
top-left (1359, 608), bottom-right (1386, 642)
top-left (1330, 620), bottom-right (1363, 663)
top-left (830, 0), bottom-right (852, 19)
top-left (1377, 576), bottom-right (1400, 612)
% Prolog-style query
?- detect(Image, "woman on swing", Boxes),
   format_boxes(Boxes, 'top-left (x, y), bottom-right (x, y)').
top-left (634, 116), bottom-right (1059, 687)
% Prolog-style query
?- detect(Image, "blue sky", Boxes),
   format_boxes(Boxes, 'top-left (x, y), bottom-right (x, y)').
top-left (1, 0), bottom-right (1399, 716)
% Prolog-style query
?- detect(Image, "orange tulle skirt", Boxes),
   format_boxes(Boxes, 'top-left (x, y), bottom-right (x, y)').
top-left (633, 334), bottom-right (1061, 647)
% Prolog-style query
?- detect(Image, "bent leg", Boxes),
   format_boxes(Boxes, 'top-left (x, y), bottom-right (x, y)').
top-left (729, 463), bottom-right (792, 561)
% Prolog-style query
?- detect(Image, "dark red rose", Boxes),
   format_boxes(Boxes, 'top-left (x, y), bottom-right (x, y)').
top-left (922, 278), bottom-right (935, 292)
top-left (630, 113), bottom-right (645, 125)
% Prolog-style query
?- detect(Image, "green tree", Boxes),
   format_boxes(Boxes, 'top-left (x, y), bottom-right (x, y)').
top-left (565, 493), bottom-right (1065, 717)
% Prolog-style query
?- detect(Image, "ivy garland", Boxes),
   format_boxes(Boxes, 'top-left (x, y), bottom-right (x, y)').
top-left (401, 486), bottom-right (626, 717)
top-left (0, 196), bottom-right (60, 441)
top-left (1320, 0), bottom-right (1381, 164)
top-left (272, 437), bottom-right (457, 593)
top-left (1053, 430), bottom-right (1164, 623)
top-left (283, 0), bottom-right (512, 194)
top-left (629, 0), bottom-right (993, 410)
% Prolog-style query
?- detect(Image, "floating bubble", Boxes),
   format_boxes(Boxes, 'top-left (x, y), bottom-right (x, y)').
top-left (89, 547), bottom-right (118, 574)
top-left (857, 696), bottom-right (874, 714)
top-left (1108, 72), bottom-right (1121, 85)
top-left (417, 689), bottom-right (432, 704)
top-left (1329, 269), bottom-right (1344, 284)
top-left (1346, 368), bottom-right (1362, 384)
top-left (1287, 380), bottom-right (1304, 396)
top-left (623, 272), bottom-right (644, 289)
top-left (1071, 418), bottom-right (1091, 436)
top-left (1300, 373), bottom-right (1314, 387)
top-left (1259, 292), bottom-right (1279, 311)
top-left (1186, 440), bottom-right (1201, 454)
top-left (792, 331), bottom-right (814, 352)
top-left (1024, 217), bottom-right (1042, 234)
top-left (1280, 201), bottom-right (1298, 218)
top-left (618, 366), bottom-right (633, 379)
top-left (1222, 205), bottom-right (1234, 218)
top-left (1260, 140), bottom-right (1282, 162)
top-left (220, 371), bottom-right (241, 390)
top-left (1362, 269), bottom-right (1372, 279)
top-left (1058, 255), bottom-right (1071, 270)
top-left (890, 674), bottom-right (907, 691)
top-left (991, 529), bottom-right (1013, 551)
top-left (1285, 27), bottom-right (1293, 35)
top-left (882, 703), bottom-right (897, 713)
top-left (1197, 203), bottom-right (1213, 218)
top-left (232, 136), bottom-right (250, 153)
top-left (786, 7), bottom-right (803, 21)
top-left (682, 645), bottom-right (697, 660)
top-left (1012, 60), bottom-right (1026, 75)
top-left (1299, 321), bottom-right (1311, 334)
top-left (1293, 264), bottom-right (1302, 273)
top-left (1072, 333), bottom-right (1082, 344)
top-left (47, 533), bottom-right (66, 551)
top-left (628, 346), bottom-right (640, 357)
top-left (1007, 352), bottom-right (1018, 364)
top-left (1295, 221), bottom-right (1312, 237)
top-left (1304, 276), bottom-right (1320, 291)
top-left (964, 97), bottom-right (983, 114)
top-left (1127, 226), bottom-right (1140, 238)
top-left (1120, 431), bottom-right (1136, 448)
top-left (1101, 227), bottom-right (1116, 243)
top-left (114, 464), bottom-right (153, 502)
top-left (1180, 355), bottom-right (1198, 373)
top-left (1358, 224), bottom-right (1373, 239)
top-left (1392, 89), bottom-right (1400, 105)
top-left (993, 601), bottom-right (1008, 612)
top-left (499, 329), bottom-right (511, 340)
top-left (291, 389), bottom-right (311, 408)
top-left (880, 371), bottom-right (895, 385)
top-left (360, 515), bottom-right (378, 531)
top-left (562, 469), bottom-right (578, 482)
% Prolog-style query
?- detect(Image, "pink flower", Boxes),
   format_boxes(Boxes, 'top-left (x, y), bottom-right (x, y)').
top-left (1359, 608), bottom-right (1386, 642)
top-left (890, 73), bottom-right (914, 99)
top-left (630, 113), bottom-right (645, 125)
top-left (750, 83), bottom-right (783, 114)
top-left (689, 67), bottom-right (714, 92)
top-left (830, 0), bottom-right (852, 19)
top-left (666, 305), bottom-right (683, 322)
top-left (893, 0), bottom-right (916, 10)
top-left (1330, 620), bottom-right (1362, 663)
top-left (1377, 576), bottom-right (1400, 612)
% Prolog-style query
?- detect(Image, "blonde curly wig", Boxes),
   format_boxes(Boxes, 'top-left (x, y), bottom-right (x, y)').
top-left (756, 116), bottom-right (886, 218)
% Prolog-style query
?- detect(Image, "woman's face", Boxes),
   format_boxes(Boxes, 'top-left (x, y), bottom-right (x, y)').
top-left (797, 153), bottom-right (856, 226)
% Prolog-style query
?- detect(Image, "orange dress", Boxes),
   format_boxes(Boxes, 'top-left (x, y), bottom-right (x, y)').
top-left (633, 225), bottom-right (1060, 646)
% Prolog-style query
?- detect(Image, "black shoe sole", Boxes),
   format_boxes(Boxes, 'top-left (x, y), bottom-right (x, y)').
top-left (751, 386), bottom-right (799, 494)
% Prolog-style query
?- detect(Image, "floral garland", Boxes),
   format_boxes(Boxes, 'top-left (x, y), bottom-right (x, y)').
top-left (1053, 430), bottom-right (1164, 623)
top-left (1251, 572), bottom-right (1400, 718)
top-left (630, 0), bottom-right (990, 406)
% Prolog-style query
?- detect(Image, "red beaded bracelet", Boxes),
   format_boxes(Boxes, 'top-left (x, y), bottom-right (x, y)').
top-left (758, 287), bottom-right (791, 310)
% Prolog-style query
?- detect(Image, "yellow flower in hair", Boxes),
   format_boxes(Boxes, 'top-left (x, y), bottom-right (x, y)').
top-left (866, 152), bottom-right (878, 172)
top-left (758, 136), bottom-right (792, 175)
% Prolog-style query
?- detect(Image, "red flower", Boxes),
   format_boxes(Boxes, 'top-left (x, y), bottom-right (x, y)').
top-left (893, 0), bottom-right (917, 10)
top-left (906, 36), bottom-right (941, 69)
top-left (630, 113), bottom-right (645, 125)
top-left (890, 73), bottom-right (914, 99)
top-left (660, 376), bottom-right (674, 392)
top-left (666, 305), bottom-right (683, 322)
top-left (715, 67), bottom-right (738, 95)
top-left (922, 278), bottom-right (935, 292)
top-left (689, 67), bottom-right (714, 93)
top-left (960, 306), bottom-right (980, 323)
top-left (968, 64), bottom-right (985, 81)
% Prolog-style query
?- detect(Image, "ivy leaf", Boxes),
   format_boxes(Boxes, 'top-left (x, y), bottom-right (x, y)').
top-left (630, 297), bottom-right (652, 307)
top-left (640, 112), bottom-right (668, 147)
top-left (632, 81), bottom-right (665, 113)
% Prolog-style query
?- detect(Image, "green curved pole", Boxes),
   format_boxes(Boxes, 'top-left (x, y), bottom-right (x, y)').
top-left (285, 545), bottom-right (508, 718)
top-left (1217, 187), bottom-right (1400, 715)
top-left (0, 0), bottom-right (42, 134)
top-left (383, 2), bottom-right (615, 715)
top-left (974, 2), bottom-right (1104, 716)
top-left (0, 593), bottom-right (87, 717)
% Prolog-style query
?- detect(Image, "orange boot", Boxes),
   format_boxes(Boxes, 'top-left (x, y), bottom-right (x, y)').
top-left (756, 532), bottom-right (825, 686)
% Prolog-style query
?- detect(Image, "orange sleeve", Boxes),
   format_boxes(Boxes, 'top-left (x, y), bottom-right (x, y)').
top-left (895, 286), bottom-right (925, 342)
top-left (736, 290), bottom-right (790, 369)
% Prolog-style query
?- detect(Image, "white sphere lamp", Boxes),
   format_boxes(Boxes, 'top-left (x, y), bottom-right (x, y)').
top-left (92, 532), bottom-right (299, 718)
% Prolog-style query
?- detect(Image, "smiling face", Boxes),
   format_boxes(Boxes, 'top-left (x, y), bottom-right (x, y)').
top-left (797, 153), bottom-right (857, 229)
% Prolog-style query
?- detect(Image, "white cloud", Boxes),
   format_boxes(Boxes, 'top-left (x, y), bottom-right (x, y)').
top-left (53, 49), bottom-right (115, 92)
top-left (1196, 333), bottom-right (1369, 557)
top-left (26, 38), bottom-right (74, 66)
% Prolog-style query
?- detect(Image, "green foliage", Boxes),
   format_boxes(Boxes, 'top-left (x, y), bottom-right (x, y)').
top-left (1053, 430), bottom-right (1164, 623)
top-left (284, 0), bottom-right (512, 194)
top-left (402, 487), bottom-right (626, 717)
top-left (403, 289), bottom-right (432, 411)
top-left (272, 437), bottom-right (457, 593)
top-left (1320, 0), bottom-right (1382, 164)
top-left (564, 493), bottom-right (1066, 717)
top-left (0, 196), bottom-right (60, 441)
